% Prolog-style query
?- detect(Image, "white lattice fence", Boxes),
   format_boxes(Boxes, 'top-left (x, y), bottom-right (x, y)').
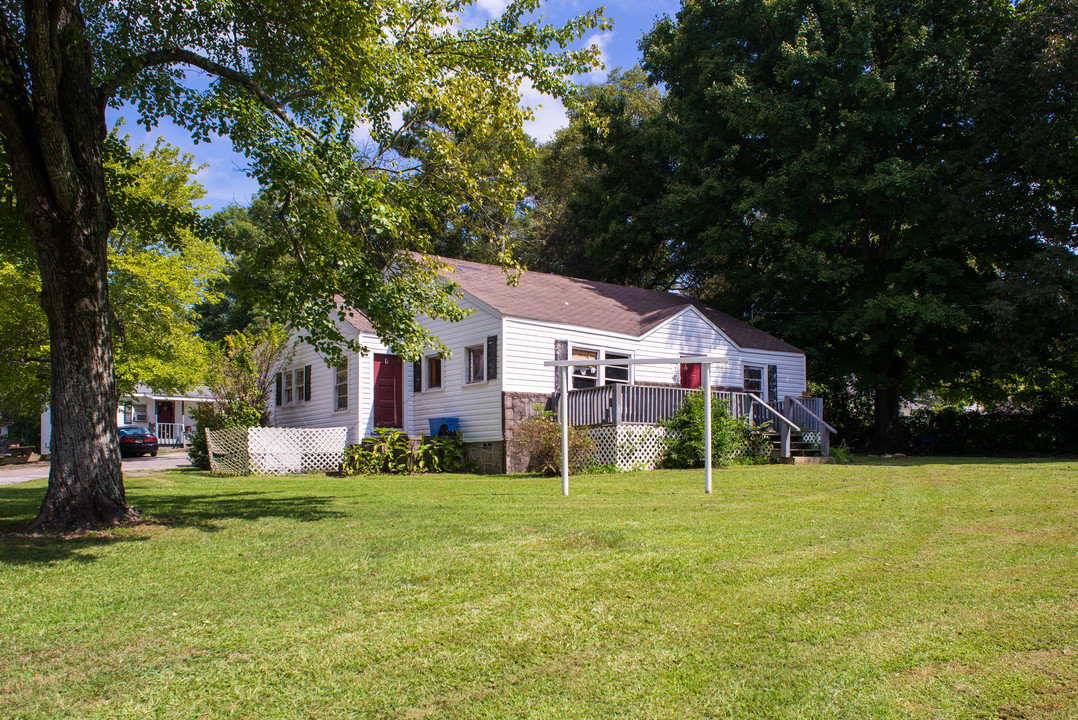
top-left (206, 427), bottom-right (348, 476)
top-left (588, 425), bottom-right (667, 472)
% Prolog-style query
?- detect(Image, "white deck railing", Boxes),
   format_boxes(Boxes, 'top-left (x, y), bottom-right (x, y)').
top-left (555, 384), bottom-right (836, 456)
top-left (153, 422), bottom-right (190, 446)
top-left (557, 384), bottom-right (805, 430)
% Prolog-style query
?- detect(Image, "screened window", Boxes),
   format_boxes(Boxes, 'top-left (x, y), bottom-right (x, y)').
top-left (744, 366), bottom-right (763, 396)
top-left (335, 360), bottom-right (349, 411)
top-left (466, 345), bottom-right (485, 384)
top-left (133, 404), bottom-right (148, 423)
top-left (426, 356), bottom-right (442, 389)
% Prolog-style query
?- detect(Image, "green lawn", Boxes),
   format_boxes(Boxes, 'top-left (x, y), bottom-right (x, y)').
top-left (1, 459), bottom-right (1076, 719)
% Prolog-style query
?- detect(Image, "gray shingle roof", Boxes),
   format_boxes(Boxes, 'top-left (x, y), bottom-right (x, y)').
top-left (438, 257), bottom-right (802, 354)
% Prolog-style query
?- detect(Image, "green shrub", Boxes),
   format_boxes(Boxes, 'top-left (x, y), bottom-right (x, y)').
top-left (901, 401), bottom-right (1078, 455)
top-left (829, 445), bottom-right (855, 464)
top-left (341, 429), bottom-right (470, 476)
top-left (661, 392), bottom-right (771, 468)
top-left (508, 410), bottom-right (596, 475)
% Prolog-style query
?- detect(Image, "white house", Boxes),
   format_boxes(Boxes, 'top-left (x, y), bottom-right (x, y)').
top-left (40, 384), bottom-right (211, 453)
top-left (272, 257), bottom-right (815, 472)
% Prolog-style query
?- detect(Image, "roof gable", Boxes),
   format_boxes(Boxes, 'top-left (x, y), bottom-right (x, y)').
top-left (438, 257), bottom-right (802, 354)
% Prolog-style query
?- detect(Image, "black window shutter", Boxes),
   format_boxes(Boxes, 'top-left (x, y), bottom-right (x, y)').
top-left (413, 361), bottom-right (422, 393)
top-left (304, 365), bottom-right (312, 402)
top-left (486, 335), bottom-right (498, 380)
top-left (554, 339), bottom-right (568, 392)
top-left (767, 364), bottom-right (778, 406)
top-left (275, 373), bottom-right (282, 406)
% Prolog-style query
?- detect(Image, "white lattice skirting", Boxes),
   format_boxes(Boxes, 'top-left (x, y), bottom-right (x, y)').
top-left (588, 424), bottom-right (668, 472)
top-left (206, 426), bottom-right (348, 476)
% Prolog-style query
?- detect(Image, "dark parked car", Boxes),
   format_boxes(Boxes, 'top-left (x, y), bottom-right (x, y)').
top-left (119, 426), bottom-right (158, 457)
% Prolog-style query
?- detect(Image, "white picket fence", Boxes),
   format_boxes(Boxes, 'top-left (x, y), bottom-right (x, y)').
top-left (205, 426), bottom-right (348, 476)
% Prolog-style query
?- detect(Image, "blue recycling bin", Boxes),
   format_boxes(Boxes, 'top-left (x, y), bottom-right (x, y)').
top-left (428, 417), bottom-right (459, 436)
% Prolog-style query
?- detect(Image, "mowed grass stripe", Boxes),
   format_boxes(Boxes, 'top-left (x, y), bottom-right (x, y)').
top-left (1, 459), bottom-right (1076, 719)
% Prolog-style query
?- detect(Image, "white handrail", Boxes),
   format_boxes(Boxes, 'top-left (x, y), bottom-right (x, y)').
top-left (747, 395), bottom-right (801, 433)
top-left (786, 396), bottom-right (836, 434)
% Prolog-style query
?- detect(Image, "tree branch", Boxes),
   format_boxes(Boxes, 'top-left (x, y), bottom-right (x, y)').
top-left (98, 48), bottom-right (319, 142)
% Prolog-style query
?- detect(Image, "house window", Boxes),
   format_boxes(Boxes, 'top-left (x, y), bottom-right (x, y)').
top-left (335, 360), bottom-right (348, 411)
top-left (284, 372), bottom-right (294, 404)
top-left (426, 356), bottom-right (442, 390)
top-left (133, 404), bottom-right (148, 423)
top-left (605, 352), bottom-right (631, 385)
top-left (744, 366), bottom-right (763, 396)
top-left (466, 345), bottom-right (485, 384)
top-left (571, 348), bottom-right (599, 389)
top-left (294, 369), bottom-right (305, 404)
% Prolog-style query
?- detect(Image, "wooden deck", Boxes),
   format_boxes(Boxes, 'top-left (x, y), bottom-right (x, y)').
top-left (554, 384), bottom-right (832, 456)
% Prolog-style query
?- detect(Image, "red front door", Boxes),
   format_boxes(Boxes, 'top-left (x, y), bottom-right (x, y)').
top-left (373, 354), bottom-right (403, 428)
top-left (679, 363), bottom-right (701, 389)
top-left (156, 400), bottom-right (175, 424)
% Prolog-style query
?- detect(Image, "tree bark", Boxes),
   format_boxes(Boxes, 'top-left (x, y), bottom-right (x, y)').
top-left (0, 2), bottom-right (136, 531)
top-left (28, 217), bottom-right (136, 532)
top-left (871, 377), bottom-right (907, 453)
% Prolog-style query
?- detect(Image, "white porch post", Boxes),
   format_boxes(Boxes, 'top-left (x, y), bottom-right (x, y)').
top-left (703, 361), bottom-right (712, 494)
top-left (560, 365), bottom-right (570, 496)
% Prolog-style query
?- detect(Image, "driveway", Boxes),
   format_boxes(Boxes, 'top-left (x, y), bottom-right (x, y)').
top-left (0, 449), bottom-right (193, 487)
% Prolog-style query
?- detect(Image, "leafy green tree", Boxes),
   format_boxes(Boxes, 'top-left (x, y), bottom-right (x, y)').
top-left (0, 260), bottom-right (49, 422)
top-left (109, 141), bottom-right (224, 396)
top-left (569, 0), bottom-right (1078, 451)
top-left (188, 326), bottom-right (293, 471)
top-left (521, 67), bottom-right (664, 275)
top-left (0, 142), bottom-right (222, 419)
top-left (0, 0), bottom-right (604, 530)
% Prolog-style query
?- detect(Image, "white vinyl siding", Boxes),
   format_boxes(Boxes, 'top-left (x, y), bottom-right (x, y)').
top-left (271, 319), bottom-right (366, 444)
top-left (410, 294), bottom-right (502, 442)
top-left (740, 348), bottom-right (807, 404)
top-left (501, 307), bottom-right (807, 400)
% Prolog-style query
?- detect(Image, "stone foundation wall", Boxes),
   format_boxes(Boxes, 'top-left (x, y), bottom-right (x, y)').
top-left (465, 441), bottom-right (505, 474)
top-left (502, 391), bottom-right (553, 474)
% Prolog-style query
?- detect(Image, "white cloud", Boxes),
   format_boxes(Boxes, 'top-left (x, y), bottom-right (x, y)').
top-left (518, 77), bottom-right (570, 143)
top-left (475, 0), bottom-right (511, 17)
top-left (581, 31), bottom-right (614, 82)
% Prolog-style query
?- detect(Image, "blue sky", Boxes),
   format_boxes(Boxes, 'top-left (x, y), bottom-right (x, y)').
top-left (107, 1), bottom-right (680, 212)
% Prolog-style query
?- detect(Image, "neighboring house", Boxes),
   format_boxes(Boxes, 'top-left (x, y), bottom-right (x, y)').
top-left (272, 257), bottom-right (813, 472)
top-left (40, 384), bottom-right (212, 453)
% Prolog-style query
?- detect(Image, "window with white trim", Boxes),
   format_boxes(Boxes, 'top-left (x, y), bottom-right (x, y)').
top-left (133, 404), bottom-right (148, 423)
top-left (571, 348), bottom-right (599, 389)
top-left (293, 369), bottom-right (305, 405)
top-left (465, 345), bottom-right (485, 384)
top-left (284, 372), bottom-right (294, 404)
top-left (604, 352), bottom-right (631, 385)
top-left (334, 360), bottom-right (349, 411)
top-left (743, 366), bottom-right (763, 396)
top-left (426, 356), bottom-right (442, 390)
top-left (570, 347), bottom-right (632, 388)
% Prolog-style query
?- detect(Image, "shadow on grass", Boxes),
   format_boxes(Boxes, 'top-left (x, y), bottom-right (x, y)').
top-left (849, 455), bottom-right (1073, 467)
top-left (1, 486), bottom-right (345, 564)
top-left (134, 489), bottom-right (346, 531)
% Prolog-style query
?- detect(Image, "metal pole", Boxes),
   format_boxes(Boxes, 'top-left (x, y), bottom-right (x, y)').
top-left (703, 361), bottom-right (712, 494)
top-left (560, 365), bottom-right (570, 496)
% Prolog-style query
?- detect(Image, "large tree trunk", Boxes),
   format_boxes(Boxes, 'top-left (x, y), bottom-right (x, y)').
top-left (871, 379), bottom-right (907, 453)
top-left (0, 2), bottom-right (136, 531)
top-left (27, 218), bottom-right (136, 532)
